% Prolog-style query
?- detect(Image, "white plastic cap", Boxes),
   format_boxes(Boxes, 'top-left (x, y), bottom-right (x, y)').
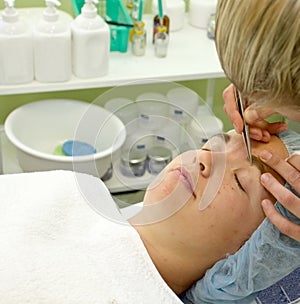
top-left (43, 0), bottom-right (61, 22)
top-left (2, 0), bottom-right (18, 23)
top-left (82, 0), bottom-right (99, 18)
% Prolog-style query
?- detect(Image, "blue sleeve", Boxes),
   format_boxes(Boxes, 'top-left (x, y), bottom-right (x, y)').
top-left (182, 189), bottom-right (300, 304)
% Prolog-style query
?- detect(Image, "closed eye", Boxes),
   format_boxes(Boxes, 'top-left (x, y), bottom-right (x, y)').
top-left (234, 173), bottom-right (246, 192)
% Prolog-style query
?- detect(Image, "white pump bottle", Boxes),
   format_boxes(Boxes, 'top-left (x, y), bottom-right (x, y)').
top-left (0, 0), bottom-right (34, 84)
top-left (33, 0), bottom-right (71, 83)
top-left (71, 0), bottom-right (110, 78)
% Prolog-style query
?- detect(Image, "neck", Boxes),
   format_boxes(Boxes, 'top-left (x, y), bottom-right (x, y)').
top-left (131, 222), bottom-right (208, 294)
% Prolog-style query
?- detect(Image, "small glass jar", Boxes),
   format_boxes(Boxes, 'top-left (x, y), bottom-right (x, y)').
top-left (154, 25), bottom-right (169, 58)
top-left (132, 21), bottom-right (147, 56)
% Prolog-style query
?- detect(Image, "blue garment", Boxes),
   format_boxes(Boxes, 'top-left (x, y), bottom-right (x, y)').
top-left (181, 130), bottom-right (300, 304)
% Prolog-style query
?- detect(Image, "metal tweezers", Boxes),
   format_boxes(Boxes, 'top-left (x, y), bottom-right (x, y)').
top-left (234, 86), bottom-right (253, 165)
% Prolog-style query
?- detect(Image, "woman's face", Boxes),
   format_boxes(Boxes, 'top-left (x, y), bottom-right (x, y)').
top-left (143, 132), bottom-right (287, 253)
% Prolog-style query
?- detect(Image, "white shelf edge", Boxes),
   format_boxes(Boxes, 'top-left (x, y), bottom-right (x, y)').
top-left (0, 72), bottom-right (225, 96)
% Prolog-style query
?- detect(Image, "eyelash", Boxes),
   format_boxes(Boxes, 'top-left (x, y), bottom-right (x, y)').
top-left (234, 173), bottom-right (246, 192)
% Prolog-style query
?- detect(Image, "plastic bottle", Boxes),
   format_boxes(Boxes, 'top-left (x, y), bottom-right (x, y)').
top-left (71, 0), bottom-right (110, 78)
top-left (33, 0), bottom-right (71, 83)
top-left (0, 0), bottom-right (34, 85)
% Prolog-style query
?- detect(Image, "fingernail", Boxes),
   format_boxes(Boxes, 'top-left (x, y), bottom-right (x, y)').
top-left (261, 173), bottom-right (270, 184)
top-left (260, 150), bottom-right (272, 161)
top-left (261, 199), bottom-right (271, 209)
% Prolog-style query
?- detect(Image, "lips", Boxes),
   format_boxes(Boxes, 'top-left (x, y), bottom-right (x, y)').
top-left (173, 167), bottom-right (196, 198)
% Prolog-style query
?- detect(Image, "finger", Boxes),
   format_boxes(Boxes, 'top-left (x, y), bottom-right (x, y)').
top-left (262, 199), bottom-right (300, 242)
top-left (260, 150), bottom-right (300, 192)
top-left (287, 153), bottom-right (300, 171)
top-left (249, 124), bottom-right (287, 141)
top-left (249, 128), bottom-right (271, 142)
top-left (263, 122), bottom-right (288, 134)
top-left (245, 108), bottom-right (288, 132)
top-left (223, 103), bottom-right (244, 133)
top-left (223, 85), bottom-right (244, 133)
top-left (244, 107), bottom-right (276, 125)
top-left (261, 173), bottom-right (300, 217)
top-left (245, 112), bottom-right (270, 130)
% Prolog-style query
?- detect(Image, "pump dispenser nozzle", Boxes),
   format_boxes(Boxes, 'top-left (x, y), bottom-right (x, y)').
top-left (2, 0), bottom-right (18, 22)
top-left (82, 0), bottom-right (99, 18)
top-left (44, 0), bottom-right (61, 22)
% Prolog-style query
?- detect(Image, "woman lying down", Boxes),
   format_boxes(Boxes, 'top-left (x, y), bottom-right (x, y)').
top-left (0, 130), bottom-right (297, 303)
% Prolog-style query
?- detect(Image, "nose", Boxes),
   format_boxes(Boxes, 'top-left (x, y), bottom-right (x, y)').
top-left (178, 149), bottom-right (212, 178)
top-left (199, 149), bottom-right (212, 178)
top-left (180, 150), bottom-right (213, 178)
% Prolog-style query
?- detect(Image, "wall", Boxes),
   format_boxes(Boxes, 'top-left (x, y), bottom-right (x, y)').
top-left (0, 0), bottom-right (232, 131)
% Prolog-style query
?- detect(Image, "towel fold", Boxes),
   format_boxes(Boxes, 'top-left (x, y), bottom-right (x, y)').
top-left (0, 170), bottom-right (181, 304)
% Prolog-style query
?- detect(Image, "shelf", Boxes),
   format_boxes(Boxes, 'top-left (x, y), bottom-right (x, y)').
top-left (0, 13), bottom-right (224, 95)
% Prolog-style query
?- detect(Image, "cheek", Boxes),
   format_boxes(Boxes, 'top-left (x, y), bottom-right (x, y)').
top-left (206, 184), bottom-right (240, 217)
top-left (232, 194), bottom-right (265, 236)
top-left (145, 174), bottom-right (175, 203)
top-left (205, 185), bottom-right (266, 253)
top-left (211, 185), bottom-right (260, 228)
top-left (144, 171), bottom-right (189, 204)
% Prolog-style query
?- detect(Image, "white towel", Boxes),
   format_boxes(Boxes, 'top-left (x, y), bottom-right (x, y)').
top-left (0, 170), bottom-right (182, 304)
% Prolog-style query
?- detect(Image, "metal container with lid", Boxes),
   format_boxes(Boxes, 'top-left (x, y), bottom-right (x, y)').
top-left (147, 145), bottom-right (172, 175)
top-left (120, 146), bottom-right (147, 177)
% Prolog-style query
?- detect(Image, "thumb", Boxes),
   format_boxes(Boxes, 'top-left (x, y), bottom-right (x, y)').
top-left (244, 107), bottom-right (276, 127)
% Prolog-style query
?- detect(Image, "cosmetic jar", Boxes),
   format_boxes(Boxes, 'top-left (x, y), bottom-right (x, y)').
top-left (120, 146), bottom-right (147, 177)
top-left (147, 145), bottom-right (172, 175)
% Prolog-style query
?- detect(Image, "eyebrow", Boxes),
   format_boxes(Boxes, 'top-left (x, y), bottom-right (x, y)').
top-left (252, 155), bottom-right (285, 185)
top-left (252, 155), bottom-right (266, 173)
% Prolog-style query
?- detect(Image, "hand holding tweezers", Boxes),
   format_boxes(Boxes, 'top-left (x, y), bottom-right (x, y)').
top-left (234, 87), bottom-right (253, 165)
